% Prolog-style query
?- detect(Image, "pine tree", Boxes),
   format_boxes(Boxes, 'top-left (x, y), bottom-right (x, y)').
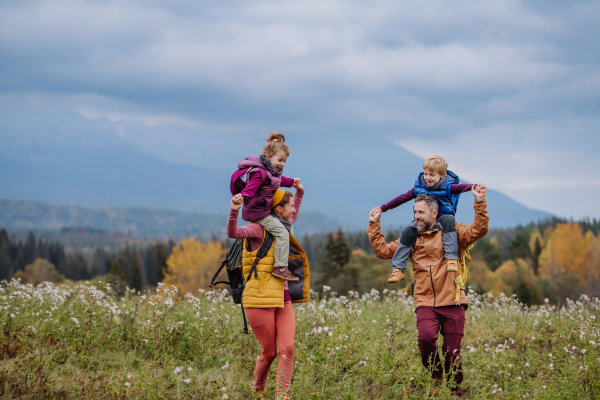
top-left (151, 243), bottom-right (169, 287)
top-left (130, 249), bottom-right (144, 292)
top-left (108, 260), bottom-right (127, 282)
top-left (317, 228), bottom-right (350, 288)
top-left (532, 237), bottom-right (542, 275)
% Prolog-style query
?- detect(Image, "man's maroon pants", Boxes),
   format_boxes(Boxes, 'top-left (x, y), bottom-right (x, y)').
top-left (415, 305), bottom-right (466, 386)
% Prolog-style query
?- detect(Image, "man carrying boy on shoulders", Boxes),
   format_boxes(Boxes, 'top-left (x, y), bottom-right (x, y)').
top-left (367, 185), bottom-right (489, 395)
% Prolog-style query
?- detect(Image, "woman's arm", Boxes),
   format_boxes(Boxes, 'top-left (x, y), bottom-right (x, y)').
top-left (290, 180), bottom-right (304, 224)
top-left (226, 195), bottom-right (265, 239)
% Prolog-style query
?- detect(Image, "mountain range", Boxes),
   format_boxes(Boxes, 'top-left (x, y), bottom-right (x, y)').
top-left (0, 110), bottom-right (554, 233)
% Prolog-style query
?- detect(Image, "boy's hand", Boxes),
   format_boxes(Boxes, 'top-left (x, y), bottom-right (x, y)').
top-left (369, 207), bottom-right (382, 222)
top-left (231, 194), bottom-right (244, 210)
top-left (293, 178), bottom-right (304, 190)
top-left (472, 184), bottom-right (487, 202)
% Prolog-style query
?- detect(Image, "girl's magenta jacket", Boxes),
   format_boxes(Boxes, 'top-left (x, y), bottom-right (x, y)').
top-left (232, 156), bottom-right (294, 222)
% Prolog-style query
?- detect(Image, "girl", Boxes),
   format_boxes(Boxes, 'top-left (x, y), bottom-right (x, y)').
top-left (231, 132), bottom-right (300, 281)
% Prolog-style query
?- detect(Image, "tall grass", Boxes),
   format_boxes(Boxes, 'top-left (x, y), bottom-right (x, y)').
top-left (0, 279), bottom-right (598, 399)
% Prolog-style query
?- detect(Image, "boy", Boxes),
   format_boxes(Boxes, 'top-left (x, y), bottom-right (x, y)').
top-left (376, 155), bottom-right (480, 283)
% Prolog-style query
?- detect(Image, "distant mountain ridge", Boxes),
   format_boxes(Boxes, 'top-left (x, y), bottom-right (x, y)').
top-left (0, 198), bottom-right (346, 237)
top-left (0, 110), bottom-right (554, 229)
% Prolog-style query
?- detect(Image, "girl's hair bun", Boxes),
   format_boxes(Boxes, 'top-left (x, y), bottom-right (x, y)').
top-left (267, 131), bottom-right (286, 143)
top-left (261, 131), bottom-right (290, 158)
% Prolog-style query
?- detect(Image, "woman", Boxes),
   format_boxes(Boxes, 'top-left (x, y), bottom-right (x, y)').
top-left (227, 179), bottom-right (310, 400)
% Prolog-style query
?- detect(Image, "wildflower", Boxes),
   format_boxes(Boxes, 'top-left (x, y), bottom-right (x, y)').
top-left (143, 339), bottom-right (148, 344)
top-left (581, 349), bottom-right (586, 354)
top-left (165, 298), bottom-right (173, 308)
top-left (183, 378), bottom-right (192, 384)
top-left (10, 313), bottom-right (15, 318)
top-left (549, 363), bottom-right (554, 371)
top-left (358, 360), bottom-right (367, 366)
top-left (590, 341), bottom-right (596, 347)
top-left (328, 331), bottom-right (333, 337)
top-left (542, 386), bottom-right (546, 389)
top-left (222, 362), bottom-right (229, 370)
top-left (323, 286), bottom-right (331, 291)
top-left (525, 363), bottom-right (529, 368)
top-left (174, 367), bottom-right (182, 375)
top-left (127, 375), bottom-right (131, 380)
top-left (71, 317), bottom-right (79, 325)
top-left (187, 367), bottom-right (192, 372)
top-left (125, 382), bottom-right (131, 388)
top-left (548, 353), bottom-right (553, 358)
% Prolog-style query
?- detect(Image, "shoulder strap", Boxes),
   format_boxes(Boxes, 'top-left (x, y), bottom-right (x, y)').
top-left (209, 260), bottom-right (228, 288)
top-left (246, 229), bottom-right (274, 281)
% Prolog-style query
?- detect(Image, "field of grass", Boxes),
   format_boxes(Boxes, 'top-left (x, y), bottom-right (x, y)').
top-left (0, 279), bottom-right (599, 399)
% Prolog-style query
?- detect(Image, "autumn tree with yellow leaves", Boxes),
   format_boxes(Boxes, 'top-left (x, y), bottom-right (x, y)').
top-left (163, 238), bottom-right (225, 296)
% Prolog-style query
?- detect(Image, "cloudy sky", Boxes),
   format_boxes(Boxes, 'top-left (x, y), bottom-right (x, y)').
top-left (1, 0), bottom-right (599, 218)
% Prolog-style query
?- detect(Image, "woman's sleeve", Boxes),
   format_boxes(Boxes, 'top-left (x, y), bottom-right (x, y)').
top-left (227, 209), bottom-right (264, 239)
top-left (290, 189), bottom-right (304, 224)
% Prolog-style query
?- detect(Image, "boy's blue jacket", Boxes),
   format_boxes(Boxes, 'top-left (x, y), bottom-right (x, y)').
top-left (413, 170), bottom-right (460, 216)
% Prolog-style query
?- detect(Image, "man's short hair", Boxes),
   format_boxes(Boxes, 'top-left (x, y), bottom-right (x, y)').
top-left (423, 155), bottom-right (448, 175)
top-left (415, 194), bottom-right (439, 212)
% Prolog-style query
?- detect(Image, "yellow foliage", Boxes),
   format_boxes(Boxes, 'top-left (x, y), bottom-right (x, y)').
top-left (467, 254), bottom-right (505, 295)
top-left (539, 223), bottom-right (591, 285)
top-left (529, 228), bottom-right (544, 253)
top-left (163, 238), bottom-right (226, 296)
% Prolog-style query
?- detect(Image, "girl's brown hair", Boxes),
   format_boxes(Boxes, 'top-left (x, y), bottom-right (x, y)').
top-left (274, 190), bottom-right (294, 209)
top-left (261, 131), bottom-right (290, 158)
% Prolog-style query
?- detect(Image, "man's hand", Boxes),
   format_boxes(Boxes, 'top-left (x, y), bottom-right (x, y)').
top-left (293, 178), bottom-right (304, 191)
top-left (231, 194), bottom-right (244, 210)
top-left (369, 207), bottom-right (382, 222)
top-left (472, 183), bottom-right (487, 202)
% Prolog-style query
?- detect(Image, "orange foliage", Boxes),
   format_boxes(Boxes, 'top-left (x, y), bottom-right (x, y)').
top-left (163, 238), bottom-right (225, 296)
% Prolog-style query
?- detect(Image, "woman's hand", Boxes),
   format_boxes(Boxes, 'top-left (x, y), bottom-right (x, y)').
top-left (231, 194), bottom-right (244, 210)
top-left (293, 178), bottom-right (304, 191)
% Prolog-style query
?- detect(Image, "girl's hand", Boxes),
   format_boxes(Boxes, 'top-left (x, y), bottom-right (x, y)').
top-left (293, 178), bottom-right (304, 191)
top-left (231, 194), bottom-right (244, 210)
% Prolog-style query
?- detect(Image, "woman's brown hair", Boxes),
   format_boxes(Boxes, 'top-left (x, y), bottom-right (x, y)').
top-left (261, 131), bottom-right (290, 158)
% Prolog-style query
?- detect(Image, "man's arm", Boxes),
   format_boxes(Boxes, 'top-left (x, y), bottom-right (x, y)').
top-left (367, 207), bottom-right (399, 259)
top-left (457, 184), bottom-right (489, 249)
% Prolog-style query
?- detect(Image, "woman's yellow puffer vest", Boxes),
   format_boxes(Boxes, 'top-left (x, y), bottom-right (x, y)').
top-left (242, 231), bottom-right (310, 309)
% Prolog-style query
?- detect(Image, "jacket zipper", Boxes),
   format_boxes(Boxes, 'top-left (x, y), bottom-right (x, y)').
top-left (429, 265), bottom-right (436, 307)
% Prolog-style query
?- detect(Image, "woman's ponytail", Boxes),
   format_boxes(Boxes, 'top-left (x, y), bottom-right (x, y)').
top-left (261, 131), bottom-right (290, 158)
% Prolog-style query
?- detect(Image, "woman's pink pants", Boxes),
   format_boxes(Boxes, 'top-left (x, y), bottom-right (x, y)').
top-left (245, 301), bottom-right (295, 395)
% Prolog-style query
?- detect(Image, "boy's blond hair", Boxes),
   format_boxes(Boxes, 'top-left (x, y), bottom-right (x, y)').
top-left (423, 155), bottom-right (448, 176)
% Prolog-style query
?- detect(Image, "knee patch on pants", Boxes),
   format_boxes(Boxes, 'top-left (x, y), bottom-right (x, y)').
top-left (437, 215), bottom-right (457, 232)
top-left (400, 226), bottom-right (418, 247)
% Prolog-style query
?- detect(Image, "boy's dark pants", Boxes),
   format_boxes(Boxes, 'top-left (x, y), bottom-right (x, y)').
top-left (415, 305), bottom-right (466, 386)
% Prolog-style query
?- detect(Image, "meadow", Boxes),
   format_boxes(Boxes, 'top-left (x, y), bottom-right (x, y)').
top-left (0, 279), bottom-right (598, 399)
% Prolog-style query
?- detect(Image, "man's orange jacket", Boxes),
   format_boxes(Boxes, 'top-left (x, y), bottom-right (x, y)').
top-left (368, 199), bottom-right (489, 308)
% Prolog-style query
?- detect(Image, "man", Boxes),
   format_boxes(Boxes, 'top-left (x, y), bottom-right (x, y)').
top-left (368, 184), bottom-right (488, 394)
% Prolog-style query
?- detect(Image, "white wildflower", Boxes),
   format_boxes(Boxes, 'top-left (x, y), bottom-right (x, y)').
top-left (174, 367), bottom-right (182, 375)
top-left (124, 382), bottom-right (131, 388)
top-left (222, 362), bottom-right (229, 370)
top-left (183, 378), bottom-right (192, 384)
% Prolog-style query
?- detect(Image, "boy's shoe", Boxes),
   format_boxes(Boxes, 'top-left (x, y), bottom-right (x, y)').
top-left (272, 266), bottom-right (300, 281)
top-left (387, 269), bottom-right (405, 283)
top-left (447, 259), bottom-right (459, 272)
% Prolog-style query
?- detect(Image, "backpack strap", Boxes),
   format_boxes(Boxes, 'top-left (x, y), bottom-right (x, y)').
top-left (209, 260), bottom-right (228, 288)
top-left (246, 229), bottom-right (274, 282)
top-left (240, 297), bottom-right (250, 334)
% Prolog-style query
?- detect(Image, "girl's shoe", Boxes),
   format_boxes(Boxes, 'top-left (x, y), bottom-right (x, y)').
top-left (272, 266), bottom-right (299, 281)
top-left (447, 259), bottom-right (459, 272)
